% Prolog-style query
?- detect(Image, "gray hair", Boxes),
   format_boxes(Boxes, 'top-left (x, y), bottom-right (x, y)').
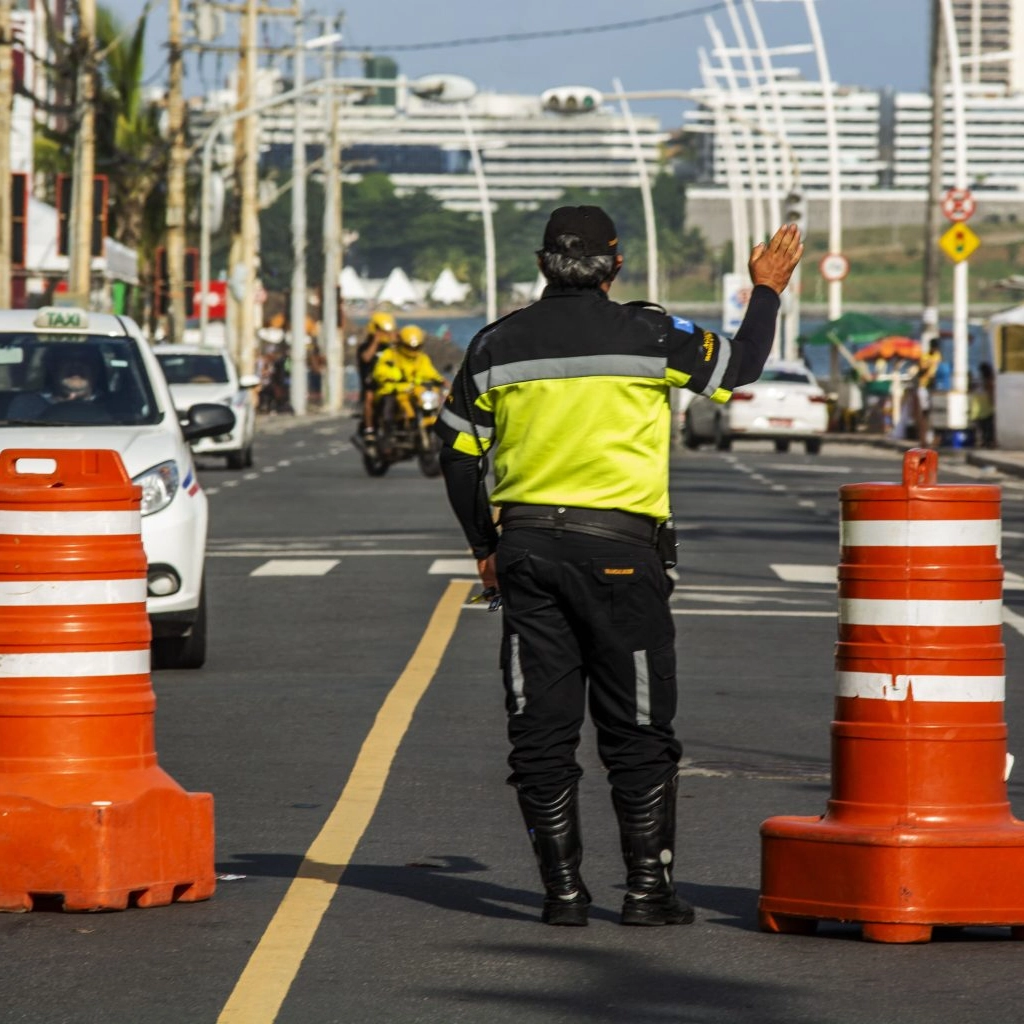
top-left (537, 234), bottom-right (617, 288)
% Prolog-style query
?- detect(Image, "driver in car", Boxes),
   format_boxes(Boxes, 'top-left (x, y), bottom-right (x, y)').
top-left (8, 349), bottom-right (103, 420)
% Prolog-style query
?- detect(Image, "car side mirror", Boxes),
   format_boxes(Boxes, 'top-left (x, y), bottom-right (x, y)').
top-left (239, 374), bottom-right (260, 389)
top-left (182, 402), bottom-right (236, 442)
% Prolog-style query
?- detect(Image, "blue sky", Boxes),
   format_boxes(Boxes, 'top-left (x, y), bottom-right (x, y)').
top-left (114, 0), bottom-right (932, 111)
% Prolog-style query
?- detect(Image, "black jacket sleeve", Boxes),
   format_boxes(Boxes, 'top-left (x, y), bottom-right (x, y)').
top-left (440, 447), bottom-right (500, 559)
top-left (722, 285), bottom-right (782, 388)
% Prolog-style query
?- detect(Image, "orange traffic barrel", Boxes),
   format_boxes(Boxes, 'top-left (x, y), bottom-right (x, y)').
top-left (759, 448), bottom-right (1024, 943)
top-left (0, 449), bottom-right (215, 912)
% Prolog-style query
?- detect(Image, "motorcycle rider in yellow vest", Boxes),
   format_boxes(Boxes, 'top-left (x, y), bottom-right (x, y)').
top-left (369, 325), bottom-right (447, 434)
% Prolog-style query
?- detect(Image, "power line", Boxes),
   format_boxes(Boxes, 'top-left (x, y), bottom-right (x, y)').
top-left (355, 3), bottom-right (730, 53)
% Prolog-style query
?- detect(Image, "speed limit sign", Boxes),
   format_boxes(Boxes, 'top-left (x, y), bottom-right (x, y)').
top-left (941, 188), bottom-right (976, 222)
top-left (819, 252), bottom-right (850, 282)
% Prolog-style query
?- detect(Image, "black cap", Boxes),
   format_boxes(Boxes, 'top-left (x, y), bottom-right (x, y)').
top-left (542, 205), bottom-right (618, 257)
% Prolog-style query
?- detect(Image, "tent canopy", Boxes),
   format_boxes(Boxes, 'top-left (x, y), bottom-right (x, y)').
top-left (375, 266), bottom-right (418, 308)
top-left (339, 265), bottom-right (369, 302)
top-left (802, 312), bottom-right (913, 347)
top-left (429, 267), bottom-right (471, 305)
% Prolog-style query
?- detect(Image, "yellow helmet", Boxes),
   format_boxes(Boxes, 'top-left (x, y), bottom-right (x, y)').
top-left (368, 312), bottom-right (397, 335)
top-left (398, 325), bottom-right (426, 350)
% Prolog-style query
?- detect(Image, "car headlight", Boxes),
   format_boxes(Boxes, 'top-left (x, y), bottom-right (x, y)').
top-left (133, 461), bottom-right (180, 516)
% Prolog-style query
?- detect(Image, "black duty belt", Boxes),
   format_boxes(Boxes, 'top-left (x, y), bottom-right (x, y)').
top-left (499, 504), bottom-right (659, 546)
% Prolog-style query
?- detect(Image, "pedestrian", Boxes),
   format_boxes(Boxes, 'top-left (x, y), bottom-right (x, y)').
top-left (435, 206), bottom-right (803, 927)
top-left (973, 361), bottom-right (996, 448)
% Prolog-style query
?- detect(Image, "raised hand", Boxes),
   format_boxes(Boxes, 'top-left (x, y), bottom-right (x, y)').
top-left (748, 223), bottom-right (804, 295)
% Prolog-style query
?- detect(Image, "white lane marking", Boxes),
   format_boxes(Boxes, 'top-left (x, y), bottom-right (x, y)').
top-left (1006, 572), bottom-right (1024, 591)
top-left (0, 578), bottom-right (146, 605)
top-left (250, 559), bottom-right (339, 577)
top-left (674, 592), bottom-right (824, 607)
top-left (261, 466), bottom-right (277, 473)
top-left (429, 558), bottom-right (479, 575)
top-left (277, 460), bottom-right (292, 467)
top-left (676, 584), bottom-right (809, 593)
top-left (1005, 531), bottom-right (1024, 539)
top-left (672, 609), bottom-right (836, 618)
top-left (0, 649), bottom-right (150, 677)
top-left (798, 500), bottom-right (817, 508)
top-left (840, 598), bottom-right (1003, 627)
top-left (244, 472), bottom-right (259, 480)
top-left (765, 463), bottom-right (853, 474)
top-left (222, 480), bottom-right (240, 488)
top-left (206, 488), bottom-right (220, 495)
top-left (209, 549), bottom-right (467, 558)
top-left (0, 509), bottom-right (140, 536)
top-left (772, 564), bottom-right (835, 584)
top-left (1003, 605), bottom-right (1024, 637)
top-left (837, 671), bottom-right (1005, 702)
top-left (770, 484), bottom-right (787, 492)
top-left (841, 519), bottom-right (1000, 549)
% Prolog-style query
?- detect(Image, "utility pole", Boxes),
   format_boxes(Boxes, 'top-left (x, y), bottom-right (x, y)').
top-left (321, 16), bottom-right (343, 414)
top-left (921, 0), bottom-right (946, 346)
top-left (69, 0), bottom-right (97, 306)
top-left (166, 0), bottom-right (188, 341)
top-left (289, 0), bottom-right (307, 415)
top-left (0, 0), bottom-right (13, 309)
top-left (228, 0), bottom-right (260, 375)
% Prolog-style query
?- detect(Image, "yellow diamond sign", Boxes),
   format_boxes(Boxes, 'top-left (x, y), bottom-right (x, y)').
top-left (940, 223), bottom-right (981, 263)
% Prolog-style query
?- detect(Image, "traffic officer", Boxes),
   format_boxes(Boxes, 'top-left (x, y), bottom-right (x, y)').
top-left (436, 206), bottom-right (802, 927)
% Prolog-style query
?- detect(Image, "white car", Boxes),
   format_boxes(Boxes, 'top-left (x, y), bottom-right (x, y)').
top-left (153, 344), bottom-right (258, 469)
top-left (0, 307), bottom-right (235, 668)
top-left (683, 360), bottom-right (829, 455)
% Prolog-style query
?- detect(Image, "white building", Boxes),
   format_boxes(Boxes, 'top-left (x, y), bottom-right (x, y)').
top-left (203, 79), bottom-right (668, 214)
top-left (954, 0), bottom-right (1024, 92)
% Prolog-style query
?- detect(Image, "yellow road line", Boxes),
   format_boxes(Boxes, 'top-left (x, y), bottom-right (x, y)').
top-left (217, 579), bottom-right (474, 1024)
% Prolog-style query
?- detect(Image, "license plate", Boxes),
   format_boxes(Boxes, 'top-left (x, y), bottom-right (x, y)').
top-left (769, 418), bottom-right (793, 427)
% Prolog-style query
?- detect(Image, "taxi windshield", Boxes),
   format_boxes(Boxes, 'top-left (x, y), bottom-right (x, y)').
top-left (156, 352), bottom-right (231, 385)
top-left (0, 333), bottom-right (161, 426)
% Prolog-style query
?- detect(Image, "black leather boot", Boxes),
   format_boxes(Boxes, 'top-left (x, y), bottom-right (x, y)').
top-left (612, 776), bottom-right (695, 926)
top-left (516, 785), bottom-right (591, 926)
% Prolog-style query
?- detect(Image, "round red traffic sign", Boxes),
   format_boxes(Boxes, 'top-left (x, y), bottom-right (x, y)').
top-left (941, 188), bottom-right (976, 222)
top-left (820, 253), bottom-right (850, 282)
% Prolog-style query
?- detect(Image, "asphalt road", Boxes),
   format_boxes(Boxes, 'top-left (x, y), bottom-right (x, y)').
top-left (5, 418), bottom-right (1024, 1024)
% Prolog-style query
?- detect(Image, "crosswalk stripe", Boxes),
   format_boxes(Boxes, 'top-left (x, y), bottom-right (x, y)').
top-left (250, 560), bottom-right (339, 577)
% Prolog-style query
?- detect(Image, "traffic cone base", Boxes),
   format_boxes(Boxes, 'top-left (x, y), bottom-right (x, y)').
top-left (760, 813), bottom-right (1024, 942)
top-left (0, 785), bottom-right (214, 913)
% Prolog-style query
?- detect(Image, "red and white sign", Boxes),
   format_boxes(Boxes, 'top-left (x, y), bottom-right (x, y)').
top-left (193, 281), bottom-right (227, 320)
top-left (941, 188), bottom-right (976, 223)
top-left (819, 253), bottom-right (850, 282)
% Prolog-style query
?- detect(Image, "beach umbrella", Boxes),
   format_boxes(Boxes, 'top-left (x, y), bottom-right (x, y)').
top-left (854, 336), bottom-right (922, 362)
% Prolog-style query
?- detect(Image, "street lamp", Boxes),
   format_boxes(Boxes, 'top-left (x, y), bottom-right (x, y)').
top-left (409, 74), bottom-right (497, 324)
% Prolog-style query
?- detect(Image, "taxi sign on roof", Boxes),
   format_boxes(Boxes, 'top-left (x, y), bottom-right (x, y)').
top-left (33, 307), bottom-right (90, 330)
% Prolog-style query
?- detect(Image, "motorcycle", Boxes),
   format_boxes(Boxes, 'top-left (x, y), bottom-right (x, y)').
top-left (352, 380), bottom-right (446, 478)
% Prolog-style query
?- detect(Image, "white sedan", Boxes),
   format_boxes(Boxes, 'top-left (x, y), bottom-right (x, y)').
top-left (153, 344), bottom-right (259, 469)
top-left (0, 307), bottom-right (235, 668)
top-left (683, 360), bottom-right (829, 455)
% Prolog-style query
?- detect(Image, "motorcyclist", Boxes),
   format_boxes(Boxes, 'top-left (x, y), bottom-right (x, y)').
top-left (370, 325), bottom-right (447, 435)
top-left (358, 312), bottom-right (398, 435)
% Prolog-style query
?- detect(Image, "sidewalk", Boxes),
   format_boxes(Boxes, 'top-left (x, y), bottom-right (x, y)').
top-left (826, 430), bottom-right (1024, 480)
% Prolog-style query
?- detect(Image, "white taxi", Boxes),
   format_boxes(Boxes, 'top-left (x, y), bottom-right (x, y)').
top-left (683, 360), bottom-right (829, 455)
top-left (0, 307), bottom-right (235, 668)
top-left (152, 344), bottom-right (258, 469)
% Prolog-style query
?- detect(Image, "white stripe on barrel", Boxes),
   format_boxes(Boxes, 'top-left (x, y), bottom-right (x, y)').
top-left (0, 649), bottom-right (150, 678)
top-left (0, 579), bottom-right (147, 606)
top-left (0, 509), bottom-right (141, 536)
top-left (839, 598), bottom-right (1002, 628)
top-left (837, 671), bottom-right (1005, 702)
top-left (841, 519), bottom-right (1001, 551)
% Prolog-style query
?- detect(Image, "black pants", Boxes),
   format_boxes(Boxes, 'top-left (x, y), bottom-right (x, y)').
top-left (496, 527), bottom-right (682, 801)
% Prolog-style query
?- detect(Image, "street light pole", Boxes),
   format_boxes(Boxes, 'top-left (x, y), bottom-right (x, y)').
top-left (939, 0), bottom-right (971, 440)
top-left (289, 1), bottom-right (308, 416)
top-left (612, 78), bottom-right (658, 304)
top-left (456, 103), bottom-right (497, 323)
top-left (69, 0), bottom-right (96, 306)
